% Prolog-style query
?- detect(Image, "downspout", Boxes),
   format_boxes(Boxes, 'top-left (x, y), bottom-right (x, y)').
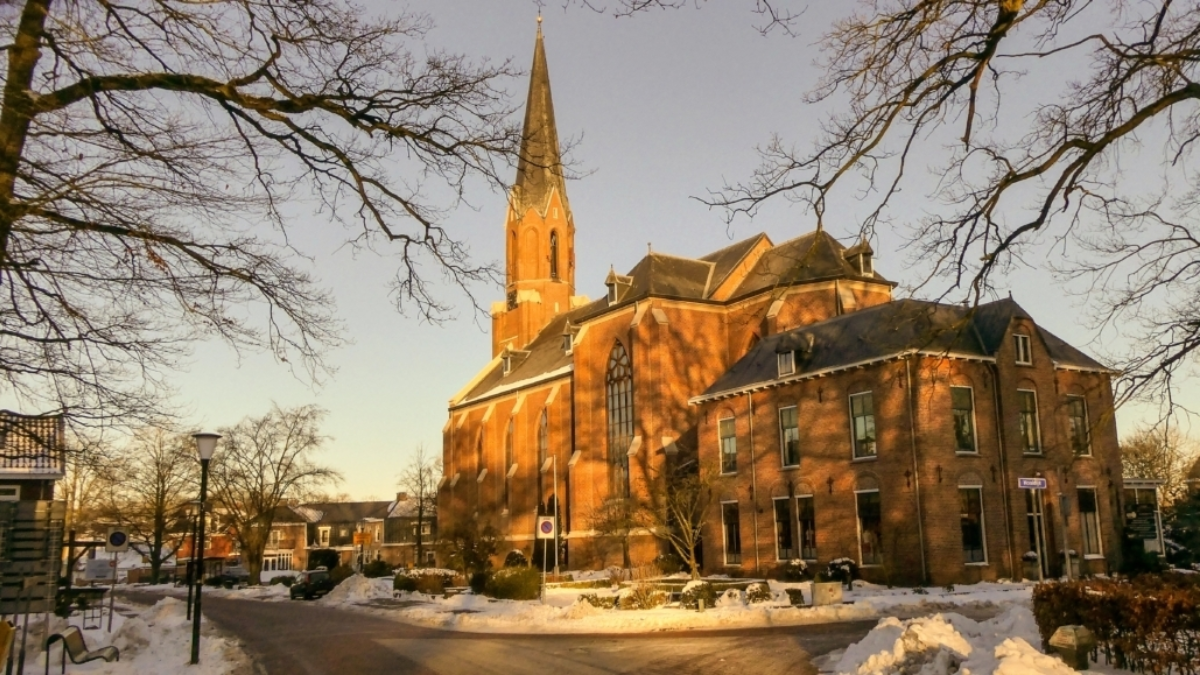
top-left (905, 356), bottom-right (928, 584)
top-left (746, 391), bottom-right (761, 572)
top-left (988, 362), bottom-right (1017, 578)
top-left (568, 372), bottom-right (576, 536)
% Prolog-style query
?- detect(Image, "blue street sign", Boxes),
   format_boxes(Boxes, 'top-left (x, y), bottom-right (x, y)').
top-left (1018, 477), bottom-right (1048, 490)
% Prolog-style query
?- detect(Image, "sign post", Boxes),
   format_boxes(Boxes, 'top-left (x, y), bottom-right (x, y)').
top-left (105, 528), bottom-right (129, 632)
top-left (536, 516), bottom-right (555, 601)
top-left (1018, 478), bottom-right (1048, 582)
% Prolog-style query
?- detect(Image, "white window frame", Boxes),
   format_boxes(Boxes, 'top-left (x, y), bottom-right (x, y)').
top-left (796, 494), bottom-right (817, 561)
top-left (849, 391), bottom-right (877, 460)
top-left (854, 488), bottom-right (883, 568)
top-left (777, 351), bottom-right (796, 377)
top-left (721, 500), bottom-right (742, 566)
top-left (607, 284), bottom-right (617, 304)
top-left (778, 405), bottom-right (800, 468)
top-left (1014, 334), bottom-right (1032, 365)
top-left (0, 486), bottom-right (18, 502)
top-left (1078, 486), bottom-right (1104, 559)
top-left (1067, 395), bottom-right (1092, 457)
top-left (950, 386), bottom-right (979, 455)
top-left (1017, 389), bottom-right (1042, 455)
top-left (959, 485), bottom-right (988, 566)
top-left (318, 526), bottom-right (330, 547)
top-left (772, 496), bottom-right (794, 562)
top-left (718, 417), bottom-right (737, 475)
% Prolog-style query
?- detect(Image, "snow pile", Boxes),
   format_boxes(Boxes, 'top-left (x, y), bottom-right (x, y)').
top-left (318, 574), bottom-right (394, 606)
top-left (835, 606), bottom-right (1071, 675)
top-left (37, 597), bottom-right (251, 674)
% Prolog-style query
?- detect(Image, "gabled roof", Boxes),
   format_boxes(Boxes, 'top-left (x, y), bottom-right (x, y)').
top-left (700, 233), bottom-right (770, 292)
top-left (695, 297), bottom-right (1110, 401)
top-left (389, 497), bottom-right (436, 519)
top-left (732, 230), bottom-right (890, 299)
top-left (457, 307), bottom-right (586, 406)
top-left (304, 501), bottom-right (393, 524)
top-left (269, 505), bottom-right (309, 524)
top-left (624, 252), bottom-right (714, 300)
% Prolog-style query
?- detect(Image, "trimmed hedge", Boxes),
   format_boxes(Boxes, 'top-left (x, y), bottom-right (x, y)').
top-left (1031, 575), bottom-right (1200, 675)
top-left (485, 567), bottom-right (541, 600)
top-left (680, 580), bottom-right (717, 609)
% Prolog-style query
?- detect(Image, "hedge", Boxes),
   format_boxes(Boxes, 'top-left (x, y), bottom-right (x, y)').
top-left (1031, 575), bottom-right (1200, 675)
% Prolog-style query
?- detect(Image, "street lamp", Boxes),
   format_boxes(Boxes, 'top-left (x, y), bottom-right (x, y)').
top-left (190, 432), bottom-right (219, 666)
top-left (185, 499), bottom-right (201, 620)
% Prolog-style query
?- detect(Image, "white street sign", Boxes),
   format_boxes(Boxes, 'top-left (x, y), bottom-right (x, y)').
top-left (536, 516), bottom-right (556, 540)
top-left (105, 527), bottom-right (130, 553)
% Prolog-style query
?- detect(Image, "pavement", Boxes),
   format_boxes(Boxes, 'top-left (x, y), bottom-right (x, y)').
top-left (121, 589), bottom-right (879, 675)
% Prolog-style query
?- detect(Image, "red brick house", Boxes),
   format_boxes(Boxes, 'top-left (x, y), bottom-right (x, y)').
top-left (438, 24), bottom-right (1125, 584)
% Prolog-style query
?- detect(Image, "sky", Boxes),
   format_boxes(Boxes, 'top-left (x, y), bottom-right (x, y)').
top-left (155, 0), bottom-right (1193, 498)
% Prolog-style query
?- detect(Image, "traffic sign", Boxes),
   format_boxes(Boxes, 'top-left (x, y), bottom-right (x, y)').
top-left (353, 531), bottom-right (373, 546)
top-left (105, 527), bottom-right (129, 553)
top-left (1018, 477), bottom-right (1047, 490)
top-left (536, 516), bottom-right (556, 540)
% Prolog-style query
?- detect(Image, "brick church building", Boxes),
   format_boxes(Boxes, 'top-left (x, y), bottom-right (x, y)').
top-left (438, 23), bottom-right (1126, 584)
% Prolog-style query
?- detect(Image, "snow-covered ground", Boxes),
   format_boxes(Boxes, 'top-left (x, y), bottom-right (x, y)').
top-left (22, 597), bottom-right (251, 674)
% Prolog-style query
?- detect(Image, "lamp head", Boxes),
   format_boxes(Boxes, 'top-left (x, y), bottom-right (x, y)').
top-left (192, 432), bottom-right (220, 461)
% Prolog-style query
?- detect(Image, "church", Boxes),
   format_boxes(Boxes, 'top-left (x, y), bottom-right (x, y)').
top-left (438, 23), bottom-right (1127, 585)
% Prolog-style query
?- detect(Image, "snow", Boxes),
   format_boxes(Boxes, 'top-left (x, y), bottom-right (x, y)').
top-left (28, 597), bottom-right (250, 674)
top-left (318, 575), bottom-right (394, 605)
top-left (831, 606), bottom-right (1095, 675)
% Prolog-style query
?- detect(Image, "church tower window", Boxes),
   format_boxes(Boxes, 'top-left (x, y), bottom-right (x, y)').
top-left (606, 341), bottom-right (634, 498)
top-left (550, 231), bottom-right (559, 280)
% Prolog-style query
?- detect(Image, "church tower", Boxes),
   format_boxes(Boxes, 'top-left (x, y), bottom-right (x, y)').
top-left (492, 19), bottom-right (579, 356)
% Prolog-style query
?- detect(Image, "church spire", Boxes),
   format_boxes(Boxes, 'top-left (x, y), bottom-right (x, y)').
top-left (513, 16), bottom-right (566, 215)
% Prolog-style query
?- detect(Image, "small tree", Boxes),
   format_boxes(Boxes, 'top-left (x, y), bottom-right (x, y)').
top-left (437, 521), bottom-right (498, 576)
top-left (1122, 427), bottom-right (1198, 506)
top-left (588, 498), bottom-right (639, 570)
top-left (209, 404), bottom-right (340, 584)
top-left (640, 463), bottom-right (721, 580)
top-left (398, 444), bottom-right (440, 565)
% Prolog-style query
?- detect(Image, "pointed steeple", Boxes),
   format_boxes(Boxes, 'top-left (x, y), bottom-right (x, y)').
top-left (513, 16), bottom-right (566, 215)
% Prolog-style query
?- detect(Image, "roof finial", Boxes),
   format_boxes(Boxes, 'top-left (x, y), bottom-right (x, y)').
top-left (537, 11), bottom-right (543, 35)
top-left (648, 242), bottom-right (652, 255)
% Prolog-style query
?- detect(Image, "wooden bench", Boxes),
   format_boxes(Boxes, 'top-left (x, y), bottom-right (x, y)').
top-left (44, 626), bottom-right (118, 675)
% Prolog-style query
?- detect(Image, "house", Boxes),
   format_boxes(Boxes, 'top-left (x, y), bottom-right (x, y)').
top-left (0, 411), bottom-right (66, 612)
top-left (382, 492), bottom-right (438, 568)
top-left (0, 410), bottom-right (65, 501)
top-left (437, 24), bottom-right (1129, 584)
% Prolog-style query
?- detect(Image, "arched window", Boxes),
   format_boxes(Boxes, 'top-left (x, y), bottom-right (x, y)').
top-left (504, 419), bottom-right (514, 512)
top-left (475, 435), bottom-right (484, 474)
top-left (538, 410), bottom-right (549, 467)
top-left (509, 230), bottom-right (517, 283)
top-left (550, 231), bottom-right (559, 279)
top-left (606, 341), bottom-right (634, 498)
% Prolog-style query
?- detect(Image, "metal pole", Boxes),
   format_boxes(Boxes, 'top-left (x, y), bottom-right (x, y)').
top-left (190, 458), bottom-right (209, 665)
top-left (106, 551), bottom-right (116, 632)
top-left (185, 513), bottom-right (196, 620)
top-left (1059, 492), bottom-right (1072, 581)
top-left (552, 455), bottom-right (559, 576)
top-left (1033, 489), bottom-right (1045, 583)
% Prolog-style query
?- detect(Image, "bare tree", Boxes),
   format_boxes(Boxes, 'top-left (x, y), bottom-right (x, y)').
top-left (0, 0), bottom-right (523, 425)
top-left (587, 498), bottom-right (639, 570)
top-left (1122, 425), bottom-right (1198, 506)
top-left (98, 427), bottom-right (198, 583)
top-left (398, 444), bottom-right (440, 566)
top-left (639, 463), bottom-right (722, 580)
top-left (592, 1), bottom-right (1200, 413)
top-left (208, 404), bottom-right (340, 584)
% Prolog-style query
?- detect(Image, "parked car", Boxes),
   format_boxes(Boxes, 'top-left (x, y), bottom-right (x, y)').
top-left (207, 564), bottom-right (249, 589)
top-left (289, 569), bottom-right (335, 600)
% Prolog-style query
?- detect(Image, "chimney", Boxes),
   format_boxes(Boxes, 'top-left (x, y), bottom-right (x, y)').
top-left (396, 492), bottom-right (408, 502)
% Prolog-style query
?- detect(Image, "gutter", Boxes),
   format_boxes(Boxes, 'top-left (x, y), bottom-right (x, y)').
top-left (988, 361), bottom-right (1017, 579)
top-left (905, 357), bottom-right (928, 585)
top-left (746, 391), bottom-right (760, 572)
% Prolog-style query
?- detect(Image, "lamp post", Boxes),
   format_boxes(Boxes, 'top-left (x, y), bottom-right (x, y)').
top-left (190, 432), bottom-right (219, 666)
top-left (186, 499), bottom-right (201, 620)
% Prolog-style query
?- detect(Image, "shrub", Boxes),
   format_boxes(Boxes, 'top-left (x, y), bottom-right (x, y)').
top-left (779, 559), bottom-right (808, 582)
top-left (328, 565), bottom-right (355, 586)
top-left (438, 522), bottom-right (499, 576)
top-left (746, 582), bottom-right (772, 604)
top-left (653, 552), bottom-right (684, 575)
top-left (1032, 576), bottom-right (1200, 675)
top-left (413, 574), bottom-right (446, 595)
top-left (393, 574), bottom-right (418, 593)
top-left (825, 558), bottom-right (858, 587)
top-left (308, 548), bottom-right (341, 571)
top-left (784, 588), bottom-right (806, 607)
top-left (617, 585), bottom-right (668, 610)
top-left (503, 549), bottom-right (528, 568)
top-left (362, 559), bottom-right (393, 578)
top-left (680, 580), bottom-right (717, 609)
top-left (485, 567), bottom-right (541, 600)
top-left (268, 575), bottom-right (295, 587)
top-left (468, 571), bottom-right (490, 595)
top-left (578, 593), bottom-right (618, 609)
top-left (716, 588), bottom-right (746, 607)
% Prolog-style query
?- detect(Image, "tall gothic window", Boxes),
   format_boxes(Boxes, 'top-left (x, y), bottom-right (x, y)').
top-left (606, 341), bottom-right (634, 498)
top-left (503, 419), bottom-right (514, 512)
top-left (537, 409), bottom-right (549, 506)
top-left (550, 231), bottom-right (559, 279)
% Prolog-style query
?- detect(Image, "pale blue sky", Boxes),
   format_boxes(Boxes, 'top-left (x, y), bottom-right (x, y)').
top-left (160, 1), bottom-right (1189, 497)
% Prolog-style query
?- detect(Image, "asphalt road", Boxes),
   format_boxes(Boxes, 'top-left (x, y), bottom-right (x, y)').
top-left (122, 590), bottom-right (878, 675)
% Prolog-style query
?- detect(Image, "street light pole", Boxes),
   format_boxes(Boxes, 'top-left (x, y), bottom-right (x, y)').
top-left (190, 433), bottom-right (220, 666)
top-left (186, 500), bottom-right (200, 620)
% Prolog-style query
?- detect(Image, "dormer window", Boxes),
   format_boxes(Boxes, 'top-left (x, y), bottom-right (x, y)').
top-left (1014, 334), bottom-right (1032, 365)
top-left (843, 239), bottom-right (875, 278)
top-left (562, 333), bottom-right (573, 353)
top-left (607, 283), bottom-right (617, 304)
top-left (859, 252), bottom-right (873, 276)
top-left (777, 351), bottom-right (796, 377)
top-left (502, 353), bottom-right (513, 375)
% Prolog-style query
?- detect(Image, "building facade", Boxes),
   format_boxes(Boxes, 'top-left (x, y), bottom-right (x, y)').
top-left (437, 25), bottom-right (1127, 584)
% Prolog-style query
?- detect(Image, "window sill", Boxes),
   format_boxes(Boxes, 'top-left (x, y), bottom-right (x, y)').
top-left (1023, 451), bottom-right (1043, 457)
top-left (859, 563), bottom-right (882, 569)
top-left (1015, 361), bottom-right (1033, 367)
top-left (955, 451), bottom-right (981, 457)
top-left (720, 471), bottom-right (738, 477)
top-left (1074, 453), bottom-right (1093, 459)
top-left (852, 456), bottom-right (878, 463)
top-left (723, 561), bottom-right (743, 566)
top-left (964, 562), bottom-right (989, 567)
top-left (1083, 554), bottom-right (1105, 560)
top-left (780, 464), bottom-right (800, 471)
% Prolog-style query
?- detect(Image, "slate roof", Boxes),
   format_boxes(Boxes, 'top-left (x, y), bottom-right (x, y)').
top-left (270, 505), bottom-right (309, 524)
top-left (304, 501), bottom-right (393, 524)
top-left (512, 24), bottom-right (566, 215)
top-left (732, 230), bottom-right (889, 299)
top-left (458, 307), bottom-right (587, 405)
top-left (695, 297), bottom-right (1110, 401)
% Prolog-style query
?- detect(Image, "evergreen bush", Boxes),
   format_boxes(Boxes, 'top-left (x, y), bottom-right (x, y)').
top-left (484, 567), bottom-right (541, 600)
top-left (307, 548), bottom-right (340, 571)
top-left (393, 574), bottom-right (418, 593)
top-left (468, 571), bottom-right (490, 595)
top-left (746, 582), bottom-right (773, 604)
top-left (653, 552), bottom-right (684, 575)
top-left (361, 559), bottom-right (393, 578)
top-left (578, 593), bottom-right (618, 609)
top-left (328, 565), bottom-right (355, 586)
top-left (503, 549), bottom-right (529, 568)
top-left (679, 580), bottom-right (717, 609)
